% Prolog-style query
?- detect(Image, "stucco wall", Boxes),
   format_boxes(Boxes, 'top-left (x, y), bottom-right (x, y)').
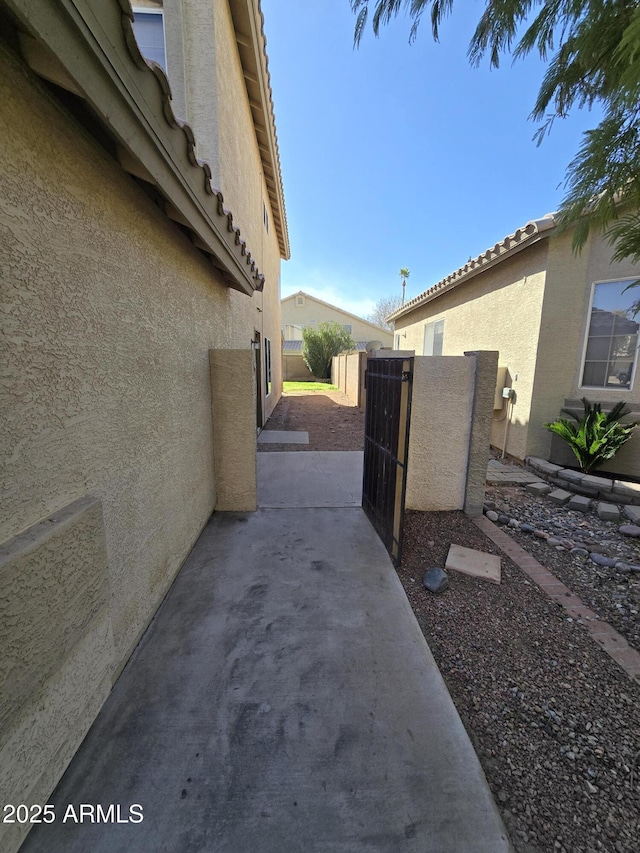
top-left (332, 352), bottom-right (368, 408)
top-left (282, 295), bottom-right (393, 346)
top-left (395, 245), bottom-right (548, 461)
top-left (532, 229), bottom-right (640, 474)
top-left (405, 357), bottom-right (476, 511)
top-left (173, 0), bottom-right (283, 422)
top-left (0, 44), bottom-right (261, 846)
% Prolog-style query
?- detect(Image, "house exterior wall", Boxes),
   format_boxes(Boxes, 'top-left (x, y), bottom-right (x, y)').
top-left (158, 0), bottom-right (283, 421)
top-left (282, 294), bottom-right (393, 347)
top-left (531, 230), bottom-right (640, 474)
top-left (0, 40), bottom-right (262, 850)
top-left (394, 244), bottom-right (548, 461)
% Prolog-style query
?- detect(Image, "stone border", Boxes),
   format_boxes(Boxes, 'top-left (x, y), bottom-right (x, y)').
top-left (526, 457), bottom-right (640, 506)
top-left (473, 515), bottom-right (640, 682)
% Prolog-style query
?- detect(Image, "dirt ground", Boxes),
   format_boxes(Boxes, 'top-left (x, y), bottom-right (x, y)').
top-left (258, 389), bottom-right (365, 451)
top-left (260, 391), bottom-right (640, 853)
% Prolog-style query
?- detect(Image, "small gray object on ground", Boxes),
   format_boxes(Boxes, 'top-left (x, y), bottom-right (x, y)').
top-left (526, 482), bottom-right (551, 497)
top-left (619, 524), bottom-right (640, 537)
top-left (596, 502), bottom-right (620, 522)
top-left (624, 505), bottom-right (640, 524)
top-left (590, 553), bottom-right (617, 568)
top-left (423, 567), bottom-right (449, 594)
top-left (485, 510), bottom-right (499, 522)
top-left (258, 430), bottom-right (309, 445)
top-left (568, 495), bottom-right (591, 513)
top-left (446, 544), bottom-right (501, 584)
top-left (548, 489), bottom-right (572, 506)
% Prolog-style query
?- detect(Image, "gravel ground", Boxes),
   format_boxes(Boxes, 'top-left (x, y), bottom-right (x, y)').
top-left (484, 484), bottom-right (640, 653)
top-left (401, 511), bottom-right (640, 853)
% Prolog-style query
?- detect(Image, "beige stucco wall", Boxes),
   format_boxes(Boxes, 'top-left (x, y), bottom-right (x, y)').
top-left (165, 0), bottom-right (283, 422)
top-left (0, 43), bottom-right (263, 846)
top-left (332, 352), bottom-right (367, 407)
top-left (0, 498), bottom-right (113, 853)
top-left (530, 229), bottom-right (640, 474)
top-left (405, 357), bottom-right (476, 511)
top-left (282, 294), bottom-right (393, 346)
top-left (395, 244), bottom-right (548, 461)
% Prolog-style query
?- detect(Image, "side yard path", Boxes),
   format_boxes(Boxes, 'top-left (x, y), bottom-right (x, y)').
top-left (260, 392), bottom-right (639, 853)
top-left (258, 389), bottom-right (364, 452)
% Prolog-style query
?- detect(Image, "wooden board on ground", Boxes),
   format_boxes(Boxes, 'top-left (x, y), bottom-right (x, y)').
top-left (446, 544), bottom-right (501, 584)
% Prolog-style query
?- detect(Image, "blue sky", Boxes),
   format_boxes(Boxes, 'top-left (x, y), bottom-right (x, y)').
top-left (261, 0), bottom-right (602, 319)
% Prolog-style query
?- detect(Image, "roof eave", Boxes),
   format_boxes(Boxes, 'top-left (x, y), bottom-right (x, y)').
top-left (229, 0), bottom-right (290, 260)
top-left (389, 217), bottom-right (556, 322)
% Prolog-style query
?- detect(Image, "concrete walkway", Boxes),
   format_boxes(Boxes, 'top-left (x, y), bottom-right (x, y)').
top-left (22, 453), bottom-right (511, 853)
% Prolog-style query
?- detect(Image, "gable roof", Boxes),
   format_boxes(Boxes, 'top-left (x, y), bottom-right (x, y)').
top-left (282, 291), bottom-right (391, 335)
top-left (389, 215), bottom-right (557, 322)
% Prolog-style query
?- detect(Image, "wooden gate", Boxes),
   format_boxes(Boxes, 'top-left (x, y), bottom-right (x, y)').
top-left (362, 357), bottom-right (413, 566)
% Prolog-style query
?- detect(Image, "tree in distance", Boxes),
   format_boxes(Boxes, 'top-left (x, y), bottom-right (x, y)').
top-left (351, 0), bottom-right (640, 273)
top-left (367, 294), bottom-right (403, 330)
top-left (302, 322), bottom-right (356, 379)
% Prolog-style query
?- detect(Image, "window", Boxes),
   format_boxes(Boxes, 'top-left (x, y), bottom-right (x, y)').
top-left (264, 338), bottom-right (272, 396)
top-left (343, 324), bottom-right (352, 334)
top-left (395, 334), bottom-right (401, 349)
top-left (295, 295), bottom-right (305, 306)
top-left (132, 9), bottom-right (167, 72)
top-left (581, 280), bottom-right (639, 389)
top-left (423, 319), bottom-right (444, 356)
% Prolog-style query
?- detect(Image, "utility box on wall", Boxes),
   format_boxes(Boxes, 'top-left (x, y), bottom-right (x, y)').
top-left (494, 366), bottom-right (508, 410)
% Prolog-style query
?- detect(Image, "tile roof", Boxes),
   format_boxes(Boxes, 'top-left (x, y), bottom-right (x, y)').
top-left (389, 215), bottom-right (557, 322)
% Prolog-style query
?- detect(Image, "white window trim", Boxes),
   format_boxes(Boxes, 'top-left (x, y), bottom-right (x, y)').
top-left (579, 277), bottom-right (639, 392)
top-left (132, 7), bottom-right (168, 75)
top-left (423, 318), bottom-right (445, 356)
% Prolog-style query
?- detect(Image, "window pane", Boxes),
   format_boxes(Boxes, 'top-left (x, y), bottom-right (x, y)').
top-left (581, 280), bottom-right (639, 388)
top-left (423, 323), bottom-right (434, 356)
top-left (132, 13), bottom-right (166, 71)
top-left (433, 320), bottom-right (444, 356)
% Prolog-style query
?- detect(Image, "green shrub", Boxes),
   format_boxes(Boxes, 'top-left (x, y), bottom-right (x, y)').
top-left (544, 398), bottom-right (638, 474)
top-left (302, 322), bottom-right (356, 379)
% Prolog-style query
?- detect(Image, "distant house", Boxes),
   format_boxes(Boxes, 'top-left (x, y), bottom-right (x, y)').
top-left (0, 2), bottom-right (288, 851)
top-left (388, 214), bottom-right (640, 477)
top-left (282, 291), bottom-right (393, 379)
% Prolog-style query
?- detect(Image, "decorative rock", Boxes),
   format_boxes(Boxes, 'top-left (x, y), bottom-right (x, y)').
top-left (624, 505), bottom-right (640, 524)
top-left (630, 565), bottom-right (640, 574)
top-left (568, 495), bottom-right (591, 513)
top-left (508, 518), bottom-right (520, 528)
top-left (498, 514), bottom-right (510, 524)
top-left (596, 503), bottom-right (620, 522)
top-left (423, 567), bottom-right (449, 593)
top-left (548, 489), bottom-right (572, 506)
top-left (547, 537), bottom-right (562, 546)
top-left (485, 510), bottom-right (499, 522)
top-left (619, 524), bottom-right (640, 537)
top-left (534, 529), bottom-right (550, 539)
top-left (520, 523), bottom-right (535, 533)
top-left (526, 481), bottom-right (551, 497)
top-left (571, 548), bottom-right (589, 558)
top-left (590, 553), bottom-right (617, 568)
top-left (615, 562), bottom-right (632, 573)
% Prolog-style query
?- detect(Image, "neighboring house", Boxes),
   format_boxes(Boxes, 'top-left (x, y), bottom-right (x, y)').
top-left (0, 2), bottom-right (288, 852)
top-left (281, 291), bottom-right (393, 379)
top-left (388, 214), bottom-right (640, 477)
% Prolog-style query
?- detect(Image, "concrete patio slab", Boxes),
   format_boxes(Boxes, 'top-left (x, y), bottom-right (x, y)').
top-left (21, 506), bottom-right (511, 853)
top-left (258, 430), bottom-right (309, 445)
top-left (446, 544), bottom-right (501, 584)
top-left (258, 450), bottom-right (363, 508)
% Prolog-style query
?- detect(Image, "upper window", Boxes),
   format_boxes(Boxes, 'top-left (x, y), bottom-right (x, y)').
top-left (343, 324), bottom-right (352, 334)
top-left (423, 319), bottom-right (444, 356)
top-left (132, 10), bottom-right (167, 72)
top-left (295, 295), bottom-right (305, 306)
top-left (581, 279), bottom-right (639, 390)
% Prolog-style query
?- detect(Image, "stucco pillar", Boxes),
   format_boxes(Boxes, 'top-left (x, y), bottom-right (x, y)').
top-left (209, 349), bottom-right (257, 511)
top-left (463, 350), bottom-right (499, 516)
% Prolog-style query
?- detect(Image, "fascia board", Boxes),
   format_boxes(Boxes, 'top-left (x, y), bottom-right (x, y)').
top-left (8, 0), bottom-right (264, 295)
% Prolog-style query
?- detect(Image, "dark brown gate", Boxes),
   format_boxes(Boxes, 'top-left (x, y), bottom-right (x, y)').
top-left (362, 357), bottom-right (413, 566)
